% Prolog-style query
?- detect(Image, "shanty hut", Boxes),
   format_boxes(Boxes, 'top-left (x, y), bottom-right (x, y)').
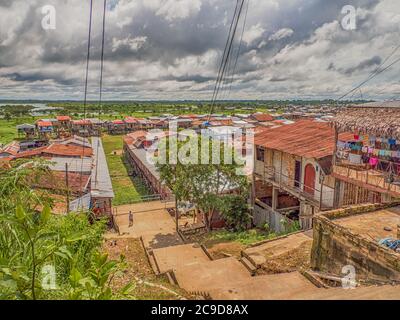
top-left (16, 124), bottom-right (36, 139)
top-left (108, 119), bottom-right (126, 135)
top-left (36, 120), bottom-right (54, 139)
top-left (332, 101), bottom-right (400, 207)
top-left (56, 115), bottom-right (72, 129)
top-left (124, 116), bottom-right (139, 132)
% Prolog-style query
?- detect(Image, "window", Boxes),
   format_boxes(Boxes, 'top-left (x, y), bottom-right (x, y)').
top-left (256, 146), bottom-right (265, 162)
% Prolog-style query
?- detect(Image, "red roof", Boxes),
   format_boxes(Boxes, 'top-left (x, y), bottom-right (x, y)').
top-left (29, 171), bottom-right (90, 194)
top-left (251, 113), bottom-right (274, 122)
top-left (124, 117), bottom-right (138, 124)
top-left (13, 146), bottom-right (48, 159)
top-left (57, 116), bottom-right (71, 121)
top-left (44, 144), bottom-right (92, 157)
top-left (37, 121), bottom-right (53, 127)
top-left (72, 119), bottom-right (91, 125)
top-left (254, 120), bottom-right (353, 159)
top-left (1, 141), bottom-right (20, 156)
top-left (124, 130), bottom-right (148, 145)
top-left (13, 143), bottom-right (92, 159)
top-left (180, 114), bottom-right (198, 119)
top-left (112, 120), bottom-right (125, 125)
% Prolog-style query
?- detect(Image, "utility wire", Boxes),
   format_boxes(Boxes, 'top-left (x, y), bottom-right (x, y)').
top-left (209, 0), bottom-right (240, 110)
top-left (227, 0), bottom-right (250, 97)
top-left (98, 0), bottom-right (107, 120)
top-left (337, 44), bottom-right (400, 102)
top-left (208, 0), bottom-right (245, 119)
top-left (221, 0), bottom-right (248, 101)
top-left (95, 0), bottom-right (107, 188)
top-left (83, 0), bottom-right (94, 120)
top-left (78, 0), bottom-right (94, 207)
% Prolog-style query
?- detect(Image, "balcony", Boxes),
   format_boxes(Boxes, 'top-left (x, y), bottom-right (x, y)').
top-left (332, 161), bottom-right (400, 197)
top-left (256, 164), bottom-right (334, 210)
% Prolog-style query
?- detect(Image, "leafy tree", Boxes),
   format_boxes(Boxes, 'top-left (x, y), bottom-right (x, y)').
top-left (0, 161), bottom-right (131, 300)
top-left (157, 135), bottom-right (249, 231)
top-left (4, 112), bottom-right (11, 121)
top-left (218, 195), bottom-right (251, 231)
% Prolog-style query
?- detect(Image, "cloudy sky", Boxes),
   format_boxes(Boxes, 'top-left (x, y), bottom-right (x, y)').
top-left (1, 0), bottom-right (400, 101)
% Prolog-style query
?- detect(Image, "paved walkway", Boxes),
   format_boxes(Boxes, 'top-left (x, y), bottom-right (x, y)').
top-left (111, 201), bottom-right (400, 300)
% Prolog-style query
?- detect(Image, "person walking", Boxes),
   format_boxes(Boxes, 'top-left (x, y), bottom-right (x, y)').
top-left (128, 211), bottom-right (133, 227)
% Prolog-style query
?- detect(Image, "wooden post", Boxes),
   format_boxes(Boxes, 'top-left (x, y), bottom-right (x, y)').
top-left (272, 186), bottom-right (278, 210)
top-left (65, 163), bottom-right (70, 213)
top-left (319, 175), bottom-right (324, 211)
top-left (279, 151), bottom-right (283, 187)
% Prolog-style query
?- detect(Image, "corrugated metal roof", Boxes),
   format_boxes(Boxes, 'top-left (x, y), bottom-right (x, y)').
top-left (90, 137), bottom-right (114, 199)
top-left (251, 113), bottom-right (274, 122)
top-left (254, 119), bottom-right (353, 159)
top-left (45, 144), bottom-right (92, 157)
top-left (30, 171), bottom-right (90, 194)
top-left (37, 121), bottom-right (53, 127)
top-left (57, 116), bottom-right (71, 121)
top-left (48, 157), bottom-right (92, 174)
top-left (130, 147), bottom-right (160, 180)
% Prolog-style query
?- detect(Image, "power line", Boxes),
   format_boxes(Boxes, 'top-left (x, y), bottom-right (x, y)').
top-left (209, 0), bottom-right (240, 109)
top-left (337, 44), bottom-right (400, 102)
top-left (95, 0), bottom-right (107, 188)
top-left (208, 0), bottom-right (245, 119)
top-left (83, 0), bottom-right (94, 119)
top-left (98, 0), bottom-right (107, 120)
top-left (227, 0), bottom-right (250, 97)
top-left (79, 0), bottom-right (94, 205)
top-left (221, 0), bottom-right (250, 101)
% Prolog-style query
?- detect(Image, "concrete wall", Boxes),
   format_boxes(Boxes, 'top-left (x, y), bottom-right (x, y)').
top-left (311, 203), bottom-right (400, 282)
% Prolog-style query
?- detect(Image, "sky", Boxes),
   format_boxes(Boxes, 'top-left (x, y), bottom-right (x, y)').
top-left (1, 0), bottom-right (400, 101)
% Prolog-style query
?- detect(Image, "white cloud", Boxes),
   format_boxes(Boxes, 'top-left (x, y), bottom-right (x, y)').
top-left (243, 23), bottom-right (265, 45)
top-left (145, 0), bottom-right (202, 21)
top-left (268, 28), bottom-right (294, 41)
top-left (112, 36), bottom-right (147, 52)
top-left (1, 0), bottom-right (400, 100)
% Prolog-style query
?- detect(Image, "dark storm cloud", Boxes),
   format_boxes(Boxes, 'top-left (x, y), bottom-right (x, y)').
top-left (5, 71), bottom-right (74, 86)
top-left (343, 56), bottom-right (382, 75)
top-left (0, 0), bottom-right (399, 100)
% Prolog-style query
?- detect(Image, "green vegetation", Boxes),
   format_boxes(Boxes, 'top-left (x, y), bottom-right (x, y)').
top-left (206, 229), bottom-right (277, 245)
top-left (0, 117), bottom-right (38, 145)
top-left (102, 134), bottom-right (149, 206)
top-left (0, 161), bottom-right (132, 300)
top-left (157, 136), bottom-right (249, 231)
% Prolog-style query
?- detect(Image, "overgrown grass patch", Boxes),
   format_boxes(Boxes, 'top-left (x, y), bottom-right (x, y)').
top-left (102, 134), bottom-right (149, 206)
top-left (206, 228), bottom-right (277, 246)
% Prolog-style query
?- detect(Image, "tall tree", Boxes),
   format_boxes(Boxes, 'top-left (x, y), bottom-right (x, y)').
top-left (157, 134), bottom-right (249, 231)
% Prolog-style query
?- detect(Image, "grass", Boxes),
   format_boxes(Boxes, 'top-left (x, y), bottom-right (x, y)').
top-left (102, 134), bottom-right (149, 206)
top-left (104, 238), bottom-right (189, 300)
top-left (206, 229), bottom-right (278, 245)
top-left (0, 117), bottom-right (37, 145)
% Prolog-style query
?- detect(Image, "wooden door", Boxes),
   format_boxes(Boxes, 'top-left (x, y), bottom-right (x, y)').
top-left (304, 164), bottom-right (316, 195)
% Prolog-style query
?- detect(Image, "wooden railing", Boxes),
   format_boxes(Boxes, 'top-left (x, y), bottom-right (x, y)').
top-left (261, 165), bottom-right (334, 209)
top-left (333, 164), bottom-right (400, 196)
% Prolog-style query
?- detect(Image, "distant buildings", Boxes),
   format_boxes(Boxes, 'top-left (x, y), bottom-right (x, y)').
top-left (1, 135), bottom-right (114, 217)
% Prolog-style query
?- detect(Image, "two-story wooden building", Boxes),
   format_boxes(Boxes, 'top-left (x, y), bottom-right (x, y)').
top-left (252, 120), bottom-right (353, 232)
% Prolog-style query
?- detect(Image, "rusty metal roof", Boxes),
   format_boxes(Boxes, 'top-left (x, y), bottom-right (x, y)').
top-left (254, 119), bottom-right (353, 159)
